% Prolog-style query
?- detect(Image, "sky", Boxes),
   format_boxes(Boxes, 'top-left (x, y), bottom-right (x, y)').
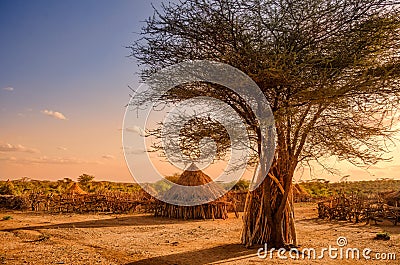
top-left (1, 0), bottom-right (399, 183)
top-left (0, 0), bottom-right (163, 182)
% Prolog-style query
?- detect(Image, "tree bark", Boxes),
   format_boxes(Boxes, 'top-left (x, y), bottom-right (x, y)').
top-left (241, 159), bottom-right (297, 248)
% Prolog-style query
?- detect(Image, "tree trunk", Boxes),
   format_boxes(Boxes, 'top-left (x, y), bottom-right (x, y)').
top-left (241, 160), bottom-right (297, 248)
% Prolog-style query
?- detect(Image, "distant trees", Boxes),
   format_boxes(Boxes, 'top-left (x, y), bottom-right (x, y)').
top-left (0, 181), bottom-right (16, 195)
top-left (232, 179), bottom-right (250, 191)
top-left (0, 178), bottom-right (142, 195)
top-left (78, 174), bottom-right (95, 185)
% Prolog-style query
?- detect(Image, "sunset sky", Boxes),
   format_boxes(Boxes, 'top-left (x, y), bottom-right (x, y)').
top-left (1, 0), bottom-right (399, 183)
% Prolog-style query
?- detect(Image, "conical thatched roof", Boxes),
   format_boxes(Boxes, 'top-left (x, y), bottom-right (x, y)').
top-left (384, 190), bottom-right (400, 206)
top-left (65, 182), bottom-right (87, 195)
top-left (294, 183), bottom-right (309, 196)
top-left (161, 163), bottom-right (225, 206)
top-left (140, 183), bottom-right (158, 198)
top-left (385, 190), bottom-right (400, 199)
top-left (293, 183), bottom-right (310, 202)
top-left (175, 163), bottom-right (213, 186)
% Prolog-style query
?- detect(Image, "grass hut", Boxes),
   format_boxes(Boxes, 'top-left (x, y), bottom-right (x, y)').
top-left (384, 190), bottom-right (400, 207)
top-left (155, 163), bottom-right (229, 219)
top-left (293, 183), bottom-right (310, 202)
top-left (64, 182), bottom-right (87, 195)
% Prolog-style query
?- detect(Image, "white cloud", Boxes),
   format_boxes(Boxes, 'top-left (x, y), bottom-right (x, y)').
top-left (0, 156), bottom-right (17, 162)
top-left (2, 87), bottom-right (14, 91)
top-left (41, 109), bottom-right (67, 120)
top-left (125, 126), bottom-right (146, 136)
top-left (102, 154), bottom-right (115, 160)
top-left (0, 143), bottom-right (40, 154)
top-left (0, 155), bottom-right (99, 165)
top-left (57, 146), bottom-right (68, 151)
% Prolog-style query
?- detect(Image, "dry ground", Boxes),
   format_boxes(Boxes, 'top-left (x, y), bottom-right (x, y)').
top-left (0, 203), bottom-right (398, 264)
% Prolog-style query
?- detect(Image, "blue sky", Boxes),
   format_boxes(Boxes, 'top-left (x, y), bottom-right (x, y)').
top-left (0, 0), bottom-right (165, 181)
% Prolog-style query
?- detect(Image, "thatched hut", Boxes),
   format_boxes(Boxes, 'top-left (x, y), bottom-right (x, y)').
top-left (293, 183), bottom-right (311, 202)
top-left (155, 163), bottom-right (229, 219)
top-left (139, 183), bottom-right (158, 199)
top-left (64, 182), bottom-right (87, 195)
top-left (384, 190), bottom-right (400, 206)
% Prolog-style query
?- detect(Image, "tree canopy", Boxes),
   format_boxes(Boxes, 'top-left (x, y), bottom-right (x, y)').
top-left (129, 0), bottom-right (400, 247)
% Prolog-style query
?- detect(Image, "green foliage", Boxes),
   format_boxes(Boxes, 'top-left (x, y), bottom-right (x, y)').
top-left (232, 179), bottom-right (250, 191)
top-left (165, 173), bottom-right (180, 184)
top-left (300, 180), bottom-right (400, 198)
top-left (153, 179), bottom-right (173, 193)
top-left (2, 177), bottom-right (397, 198)
top-left (0, 176), bottom-right (142, 195)
top-left (0, 181), bottom-right (16, 195)
top-left (78, 174), bottom-right (94, 184)
top-left (2, 215), bottom-right (12, 221)
top-left (374, 232), bottom-right (391, 240)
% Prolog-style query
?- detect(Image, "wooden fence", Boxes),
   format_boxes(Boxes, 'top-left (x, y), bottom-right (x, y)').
top-left (0, 190), bottom-right (247, 215)
top-left (317, 193), bottom-right (400, 225)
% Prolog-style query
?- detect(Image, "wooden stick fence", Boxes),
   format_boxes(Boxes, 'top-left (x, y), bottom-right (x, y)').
top-left (318, 193), bottom-right (400, 225)
top-left (1, 192), bottom-right (157, 214)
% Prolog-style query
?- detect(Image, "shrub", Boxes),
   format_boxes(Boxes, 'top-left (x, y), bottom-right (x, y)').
top-left (374, 232), bottom-right (390, 240)
top-left (2, 215), bottom-right (12, 221)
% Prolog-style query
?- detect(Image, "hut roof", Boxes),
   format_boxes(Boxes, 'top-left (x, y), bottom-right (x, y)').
top-left (161, 163), bottom-right (225, 205)
top-left (175, 163), bottom-right (213, 186)
top-left (140, 183), bottom-right (158, 198)
top-left (294, 183), bottom-right (309, 196)
top-left (65, 182), bottom-right (87, 195)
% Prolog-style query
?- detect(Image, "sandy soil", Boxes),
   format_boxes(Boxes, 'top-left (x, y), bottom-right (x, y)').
top-left (0, 203), bottom-right (398, 264)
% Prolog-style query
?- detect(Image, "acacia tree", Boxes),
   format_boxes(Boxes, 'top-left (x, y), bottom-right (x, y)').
top-left (129, 0), bottom-right (400, 247)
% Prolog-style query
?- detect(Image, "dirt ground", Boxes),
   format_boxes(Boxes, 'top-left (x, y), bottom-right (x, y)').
top-left (0, 203), bottom-right (398, 264)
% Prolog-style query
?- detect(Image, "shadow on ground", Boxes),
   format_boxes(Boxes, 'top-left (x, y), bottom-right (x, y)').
top-left (125, 243), bottom-right (258, 265)
top-left (298, 217), bottom-right (400, 234)
top-left (0, 215), bottom-right (197, 232)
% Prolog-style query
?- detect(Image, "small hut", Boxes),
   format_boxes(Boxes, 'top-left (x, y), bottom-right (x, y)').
top-left (293, 183), bottom-right (310, 202)
top-left (64, 182), bottom-right (87, 195)
top-left (139, 183), bottom-right (158, 200)
top-left (155, 163), bottom-right (229, 219)
top-left (384, 190), bottom-right (400, 207)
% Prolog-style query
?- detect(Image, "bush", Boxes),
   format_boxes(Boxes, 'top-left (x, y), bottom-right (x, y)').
top-left (374, 232), bottom-right (390, 240)
top-left (2, 215), bottom-right (12, 221)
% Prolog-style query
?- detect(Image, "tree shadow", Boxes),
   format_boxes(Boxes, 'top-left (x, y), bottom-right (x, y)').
top-left (0, 215), bottom-right (200, 232)
top-left (125, 243), bottom-right (258, 265)
top-left (298, 217), bottom-right (400, 234)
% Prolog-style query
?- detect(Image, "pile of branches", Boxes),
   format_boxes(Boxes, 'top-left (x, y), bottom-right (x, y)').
top-left (0, 195), bottom-right (30, 210)
top-left (318, 193), bottom-right (400, 225)
top-left (0, 191), bottom-right (156, 214)
top-left (45, 194), bottom-right (155, 214)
